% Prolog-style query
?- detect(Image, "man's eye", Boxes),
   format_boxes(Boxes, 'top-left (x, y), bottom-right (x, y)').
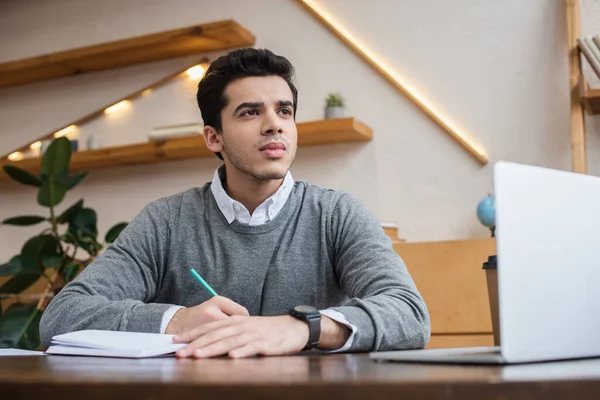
top-left (242, 109), bottom-right (258, 116)
top-left (279, 108), bottom-right (292, 115)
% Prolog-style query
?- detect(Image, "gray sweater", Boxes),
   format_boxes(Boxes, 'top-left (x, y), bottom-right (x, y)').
top-left (40, 181), bottom-right (430, 351)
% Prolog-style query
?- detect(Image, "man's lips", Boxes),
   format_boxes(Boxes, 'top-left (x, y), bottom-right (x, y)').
top-left (260, 142), bottom-right (286, 151)
top-left (260, 142), bottom-right (286, 159)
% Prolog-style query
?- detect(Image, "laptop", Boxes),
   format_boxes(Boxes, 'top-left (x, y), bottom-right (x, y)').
top-left (370, 161), bottom-right (600, 365)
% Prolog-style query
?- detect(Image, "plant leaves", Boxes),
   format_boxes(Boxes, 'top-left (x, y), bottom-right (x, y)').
top-left (37, 179), bottom-right (67, 207)
top-left (42, 253), bottom-right (62, 269)
top-left (0, 255), bottom-right (23, 276)
top-left (0, 274), bottom-right (40, 294)
top-left (105, 222), bottom-right (128, 244)
top-left (63, 263), bottom-right (80, 283)
top-left (0, 304), bottom-right (37, 349)
top-left (56, 199), bottom-right (84, 224)
top-left (75, 235), bottom-right (102, 256)
top-left (2, 165), bottom-right (42, 187)
top-left (66, 172), bottom-right (88, 190)
top-left (2, 215), bottom-right (46, 226)
top-left (18, 309), bottom-right (41, 350)
top-left (40, 137), bottom-right (71, 182)
top-left (68, 208), bottom-right (98, 238)
top-left (20, 235), bottom-right (60, 274)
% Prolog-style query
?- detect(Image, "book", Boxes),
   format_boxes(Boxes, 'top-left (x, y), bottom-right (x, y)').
top-left (0, 349), bottom-right (45, 357)
top-left (45, 330), bottom-right (187, 359)
top-left (149, 122), bottom-right (203, 141)
top-left (578, 37), bottom-right (600, 78)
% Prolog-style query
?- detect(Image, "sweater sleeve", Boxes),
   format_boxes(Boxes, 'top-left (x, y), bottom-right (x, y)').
top-left (326, 193), bottom-right (431, 352)
top-left (39, 199), bottom-right (174, 349)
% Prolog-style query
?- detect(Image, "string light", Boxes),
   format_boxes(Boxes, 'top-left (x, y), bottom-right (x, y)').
top-left (7, 61), bottom-right (212, 160)
top-left (299, 0), bottom-right (487, 164)
top-left (104, 100), bottom-right (131, 115)
top-left (186, 65), bottom-right (206, 80)
top-left (54, 125), bottom-right (77, 138)
top-left (8, 152), bottom-right (23, 161)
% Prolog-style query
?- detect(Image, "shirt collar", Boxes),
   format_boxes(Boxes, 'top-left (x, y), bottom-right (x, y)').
top-left (210, 165), bottom-right (294, 224)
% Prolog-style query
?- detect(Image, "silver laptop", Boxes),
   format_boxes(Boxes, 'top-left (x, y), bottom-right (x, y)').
top-left (370, 161), bottom-right (600, 364)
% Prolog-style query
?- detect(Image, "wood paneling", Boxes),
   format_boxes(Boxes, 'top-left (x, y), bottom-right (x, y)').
top-left (395, 238), bottom-right (496, 335)
top-left (427, 334), bottom-right (494, 349)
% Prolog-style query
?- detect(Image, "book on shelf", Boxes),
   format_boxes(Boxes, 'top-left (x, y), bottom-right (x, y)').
top-left (578, 37), bottom-right (600, 79)
top-left (149, 122), bottom-right (203, 141)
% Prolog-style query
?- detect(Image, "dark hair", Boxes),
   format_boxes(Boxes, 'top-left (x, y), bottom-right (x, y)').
top-left (196, 48), bottom-right (298, 160)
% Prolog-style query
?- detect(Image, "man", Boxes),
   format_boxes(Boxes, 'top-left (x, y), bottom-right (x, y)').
top-left (40, 48), bottom-right (430, 358)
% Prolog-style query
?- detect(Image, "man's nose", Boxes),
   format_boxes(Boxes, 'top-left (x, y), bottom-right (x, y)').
top-left (262, 110), bottom-right (283, 135)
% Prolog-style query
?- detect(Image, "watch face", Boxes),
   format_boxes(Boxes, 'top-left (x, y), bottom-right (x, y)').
top-left (294, 305), bottom-right (317, 314)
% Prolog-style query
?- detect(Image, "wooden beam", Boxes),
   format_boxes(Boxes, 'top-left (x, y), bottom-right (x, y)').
top-left (296, 0), bottom-right (488, 165)
top-left (0, 20), bottom-right (255, 89)
top-left (566, 0), bottom-right (587, 174)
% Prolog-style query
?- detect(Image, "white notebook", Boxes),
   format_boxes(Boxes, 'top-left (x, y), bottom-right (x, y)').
top-left (45, 330), bottom-right (187, 358)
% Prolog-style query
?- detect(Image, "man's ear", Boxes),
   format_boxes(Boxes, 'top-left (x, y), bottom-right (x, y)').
top-left (203, 125), bottom-right (224, 155)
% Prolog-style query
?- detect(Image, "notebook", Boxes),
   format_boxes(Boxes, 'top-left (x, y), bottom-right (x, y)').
top-left (45, 330), bottom-right (187, 358)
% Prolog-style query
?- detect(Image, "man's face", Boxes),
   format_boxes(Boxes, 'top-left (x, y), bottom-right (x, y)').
top-left (218, 76), bottom-right (298, 181)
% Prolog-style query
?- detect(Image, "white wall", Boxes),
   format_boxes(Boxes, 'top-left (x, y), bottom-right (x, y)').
top-left (0, 0), bottom-right (598, 261)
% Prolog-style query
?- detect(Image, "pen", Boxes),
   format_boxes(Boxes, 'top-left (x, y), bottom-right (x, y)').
top-left (190, 268), bottom-right (218, 297)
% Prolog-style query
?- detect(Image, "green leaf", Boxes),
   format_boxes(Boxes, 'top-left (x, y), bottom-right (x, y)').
top-left (20, 235), bottom-right (59, 274)
top-left (0, 274), bottom-right (40, 294)
top-left (2, 165), bottom-right (42, 187)
top-left (68, 208), bottom-right (98, 238)
top-left (0, 304), bottom-right (37, 348)
top-left (0, 255), bottom-right (22, 276)
top-left (63, 263), bottom-right (80, 283)
top-left (42, 253), bottom-right (62, 269)
top-left (37, 179), bottom-right (67, 207)
top-left (105, 222), bottom-right (128, 244)
top-left (40, 137), bottom-right (71, 181)
top-left (56, 199), bottom-right (84, 224)
top-left (2, 215), bottom-right (46, 226)
top-left (75, 236), bottom-right (101, 256)
top-left (18, 309), bottom-right (41, 350)
top-left (66, 172), bottom-right (88, 190)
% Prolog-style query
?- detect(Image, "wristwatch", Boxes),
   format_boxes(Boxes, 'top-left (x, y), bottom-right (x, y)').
top-left (289, 305), bottom-right (321, 350)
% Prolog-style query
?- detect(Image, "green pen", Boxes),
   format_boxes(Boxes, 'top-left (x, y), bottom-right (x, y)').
top-left (190, 268), bottom-right (218, 297)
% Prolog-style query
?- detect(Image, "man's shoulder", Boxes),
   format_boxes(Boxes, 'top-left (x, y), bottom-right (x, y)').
top-left (143, 184), bottom-right (210, 215)
top-left (293, 181), bottom-right (354, 211)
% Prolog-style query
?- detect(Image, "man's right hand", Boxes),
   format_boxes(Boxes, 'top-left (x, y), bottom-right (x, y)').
top-left (165, 296), bottom-right (249, 335)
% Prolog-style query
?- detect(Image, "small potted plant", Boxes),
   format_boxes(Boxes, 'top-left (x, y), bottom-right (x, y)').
top-left (324, 93), bottom-right (345, 119)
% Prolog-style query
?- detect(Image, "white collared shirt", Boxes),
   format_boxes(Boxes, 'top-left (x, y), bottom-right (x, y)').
top-left (160, 166), bottom-right (357, 352)
top-left (210, 164), bottom-right (295, 226)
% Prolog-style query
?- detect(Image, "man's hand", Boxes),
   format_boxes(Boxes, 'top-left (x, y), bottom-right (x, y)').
top-left (173, 315), bottom-right (309, 359)
top-left (165, 296), bottom-right (249, 335)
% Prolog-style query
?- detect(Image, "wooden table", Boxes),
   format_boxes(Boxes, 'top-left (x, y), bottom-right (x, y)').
top-left (2, 353), bottom-right (600, 399)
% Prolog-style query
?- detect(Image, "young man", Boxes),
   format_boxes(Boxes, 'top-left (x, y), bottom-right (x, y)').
top-left (40, 48), bottom-right (430, 358)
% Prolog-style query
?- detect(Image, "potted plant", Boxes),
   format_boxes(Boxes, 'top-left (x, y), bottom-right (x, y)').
top-left (324, 93), bottom-right (345, 119)
top-left (0, 137), bottom-right (128, 350)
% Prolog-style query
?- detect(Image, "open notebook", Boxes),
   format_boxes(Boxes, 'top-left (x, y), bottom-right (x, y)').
top-left (45, 330), bottom-right (187, 358)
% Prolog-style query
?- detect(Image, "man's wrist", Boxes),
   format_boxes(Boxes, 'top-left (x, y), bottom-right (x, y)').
top-left (318, 315), bottom-right (351, 350)
top-left (165, 307), bottom-right (186, 335)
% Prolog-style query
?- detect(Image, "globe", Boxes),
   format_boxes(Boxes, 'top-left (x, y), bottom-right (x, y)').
top-left (477, 194), bottom-right (495, 228)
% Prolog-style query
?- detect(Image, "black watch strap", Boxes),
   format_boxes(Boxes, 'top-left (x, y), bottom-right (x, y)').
top-left (290, 306), bottom-right (321, 349)
top-left (305, 313), bottom-right (321, 349)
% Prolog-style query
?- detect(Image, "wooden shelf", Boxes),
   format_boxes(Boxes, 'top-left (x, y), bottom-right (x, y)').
top-left (0, 20), bottom-right (255, 89)
top-left (0, 118), bottom-right (372, 182)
